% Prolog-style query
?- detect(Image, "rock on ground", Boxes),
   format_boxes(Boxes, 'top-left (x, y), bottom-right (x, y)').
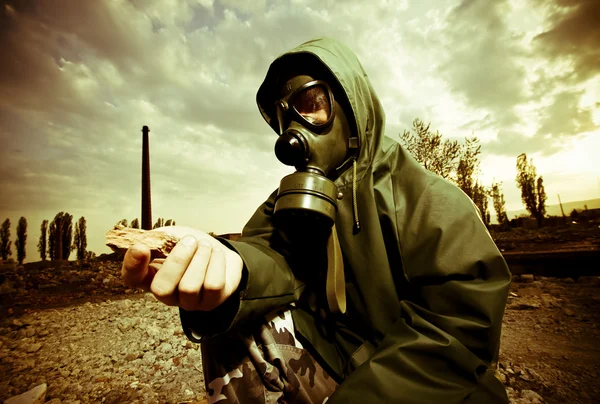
top-left (4, 383), bottom-right (47, 404)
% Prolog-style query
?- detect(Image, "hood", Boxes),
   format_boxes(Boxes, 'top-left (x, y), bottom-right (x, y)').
top-left (256, 37), bottom-right (386, 190)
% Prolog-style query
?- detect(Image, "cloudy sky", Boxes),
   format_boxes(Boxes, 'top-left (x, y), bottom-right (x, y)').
top-left (1, 0), bottom-right (598, 262)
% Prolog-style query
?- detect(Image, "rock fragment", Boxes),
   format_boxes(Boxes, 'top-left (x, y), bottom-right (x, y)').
top-left (4, 383), bottom-right (47, 404)
top-left (520, 274), bottom-right (535, 283)
top-left (105, 225), bottom-right (179, 258)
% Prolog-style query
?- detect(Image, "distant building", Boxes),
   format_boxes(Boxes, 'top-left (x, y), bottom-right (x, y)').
top-left (574, 207), bottom-right (600, 221)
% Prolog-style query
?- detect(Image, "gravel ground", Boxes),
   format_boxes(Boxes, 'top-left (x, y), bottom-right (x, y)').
top-left (0, 293), bottom-right (206, 403)
top-left (1, 256), bottom-right (599, 403)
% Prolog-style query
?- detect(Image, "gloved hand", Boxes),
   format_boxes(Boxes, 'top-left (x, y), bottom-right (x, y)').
top-left (120, 226), bottom-right (243, 311)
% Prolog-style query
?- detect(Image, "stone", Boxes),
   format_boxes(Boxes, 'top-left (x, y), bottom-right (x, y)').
top-left (508, 302), bottom-right (540, 310)
top-left (105, 225), bottom-right (179, 259)
top-left (125, 353), bottom-right (139, 361)
top-left (26, 343), bottom-right (42, 353)
top-left (496, 370), bottom-right (507, 384)
top-left (159, 342), bottom-right (173, 355)
top-left (520, 390), bottom-right (544, 403)
top-left (520, 274), bottom-right (535, 283)
top-left (4, 383), bottom-right (47, 404)
top-left (117, 319), bottom-right (134, 333)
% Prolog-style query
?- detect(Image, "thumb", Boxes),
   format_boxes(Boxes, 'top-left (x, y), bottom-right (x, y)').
top-left (121, 243), bottom-right (153, 290)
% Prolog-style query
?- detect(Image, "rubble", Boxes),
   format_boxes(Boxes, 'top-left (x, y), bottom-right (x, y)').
top-left (0, 295), bottom-right (206, 403)
top-left (519, 274), bottom-right (535, 283)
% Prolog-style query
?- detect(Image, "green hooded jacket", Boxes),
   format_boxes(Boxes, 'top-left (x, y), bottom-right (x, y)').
top-left (180, 37), bottom-right (511, 403)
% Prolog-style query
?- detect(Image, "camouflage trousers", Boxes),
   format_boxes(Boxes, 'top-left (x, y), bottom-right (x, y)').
top-left (200, 307), bottom-right (339, 403)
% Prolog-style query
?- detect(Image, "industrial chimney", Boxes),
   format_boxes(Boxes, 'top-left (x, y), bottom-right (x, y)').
top-left (142, 125), bottom-right (152, 230)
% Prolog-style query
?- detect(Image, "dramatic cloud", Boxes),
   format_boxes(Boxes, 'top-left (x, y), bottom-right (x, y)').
top-left (438, 0), bottom-right (527, 124)
top-left (534, 0), bottom-right (600, 83)
top-left (425, 0), bottom-right (599, 157)
top-left (0, 0), bottom-right (597, 260)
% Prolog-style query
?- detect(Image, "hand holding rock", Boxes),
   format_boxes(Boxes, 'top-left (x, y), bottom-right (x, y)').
top-left (109, 226), bottom-right (244, 311)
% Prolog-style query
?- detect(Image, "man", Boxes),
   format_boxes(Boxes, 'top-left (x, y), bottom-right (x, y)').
top-left (122, 37), bottom-right (511, 403)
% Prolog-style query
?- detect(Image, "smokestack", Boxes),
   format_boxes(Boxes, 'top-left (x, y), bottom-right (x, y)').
top-left (142, 125), bottom-right (152, 230)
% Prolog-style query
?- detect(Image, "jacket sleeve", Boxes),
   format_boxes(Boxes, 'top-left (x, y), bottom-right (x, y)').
top-left (180, 190), bottom-right (305, 341)
top-left (328, 179), bottom-right (511, 403)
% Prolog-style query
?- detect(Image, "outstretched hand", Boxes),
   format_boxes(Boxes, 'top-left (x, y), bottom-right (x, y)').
top-left (121, 226), bottom-right (244, 311)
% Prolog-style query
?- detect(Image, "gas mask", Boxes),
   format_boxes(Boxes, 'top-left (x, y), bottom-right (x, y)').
top-left (271, 75), bottom-right (356, 243)
top-left (270, 74), bottom-right (357, 314)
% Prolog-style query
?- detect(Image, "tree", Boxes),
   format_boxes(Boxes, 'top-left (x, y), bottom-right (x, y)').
top-left (15, 217), bottom-right (27, 265)
top-left (48, 212), bottom-right (73, 261)
top-left (50, 212), bottom-right (63, 261)
top-left (455, 137), bottom-right (481, 198)
top-left (472, 182), bottom-right (490, 226)
top-left (48, 220), bottom-right (56, 261)
top-left (537, 177), bottom-right (547, 221)
top-left (61, 213), bottom-right (73, 260)
top-left (0, 218), bottom-right (12, 260)
top-left (516, 153), bottom-right (547, 227)
top-left (38, 220), bottom-right (48, 261)
top-left (73, 216), bottom-right (87, 261)
top-left (491, 181), bottom-right (509, 228)
top-left (399, 119), bottom-right (462, 180)
top-left (130, 218), bottom-right (140, 229)
top-left (152, 218), bottom-right (175, 228)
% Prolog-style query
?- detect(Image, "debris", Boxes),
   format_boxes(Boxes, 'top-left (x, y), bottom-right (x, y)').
top-left (508, 302), bottom-right (540, 310)
top-left (520, 389), bottom-right (544, 403)
top-left (4, 383), bottom-right (47, 404)
top-left (520, 274), bottom-right (535, 283)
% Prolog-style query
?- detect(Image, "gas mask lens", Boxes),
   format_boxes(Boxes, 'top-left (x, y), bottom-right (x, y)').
top-left (292, 84), bottom-right (332, 125)
top-left (274, 80), bottom-right (335, 133)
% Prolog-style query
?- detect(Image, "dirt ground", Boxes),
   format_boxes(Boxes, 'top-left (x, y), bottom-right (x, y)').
top-left (499, 276), bottom-right (600, 404)
top-left (0, 223), bottom-right (599, 403)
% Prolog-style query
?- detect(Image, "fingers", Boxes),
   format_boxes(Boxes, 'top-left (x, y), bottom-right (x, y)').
top-left (148, 259), bottom-right (164, 275)
top-left (121, 243), bottom-right (152, 291)
top-left (198, 244), bottom-right (227, 311)
top-left (151, 235), bottom-right (198, 306)
top-left (124, 232), bottom-right (240, 312)
top-left (178, 241), bottom-right (212, 311)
